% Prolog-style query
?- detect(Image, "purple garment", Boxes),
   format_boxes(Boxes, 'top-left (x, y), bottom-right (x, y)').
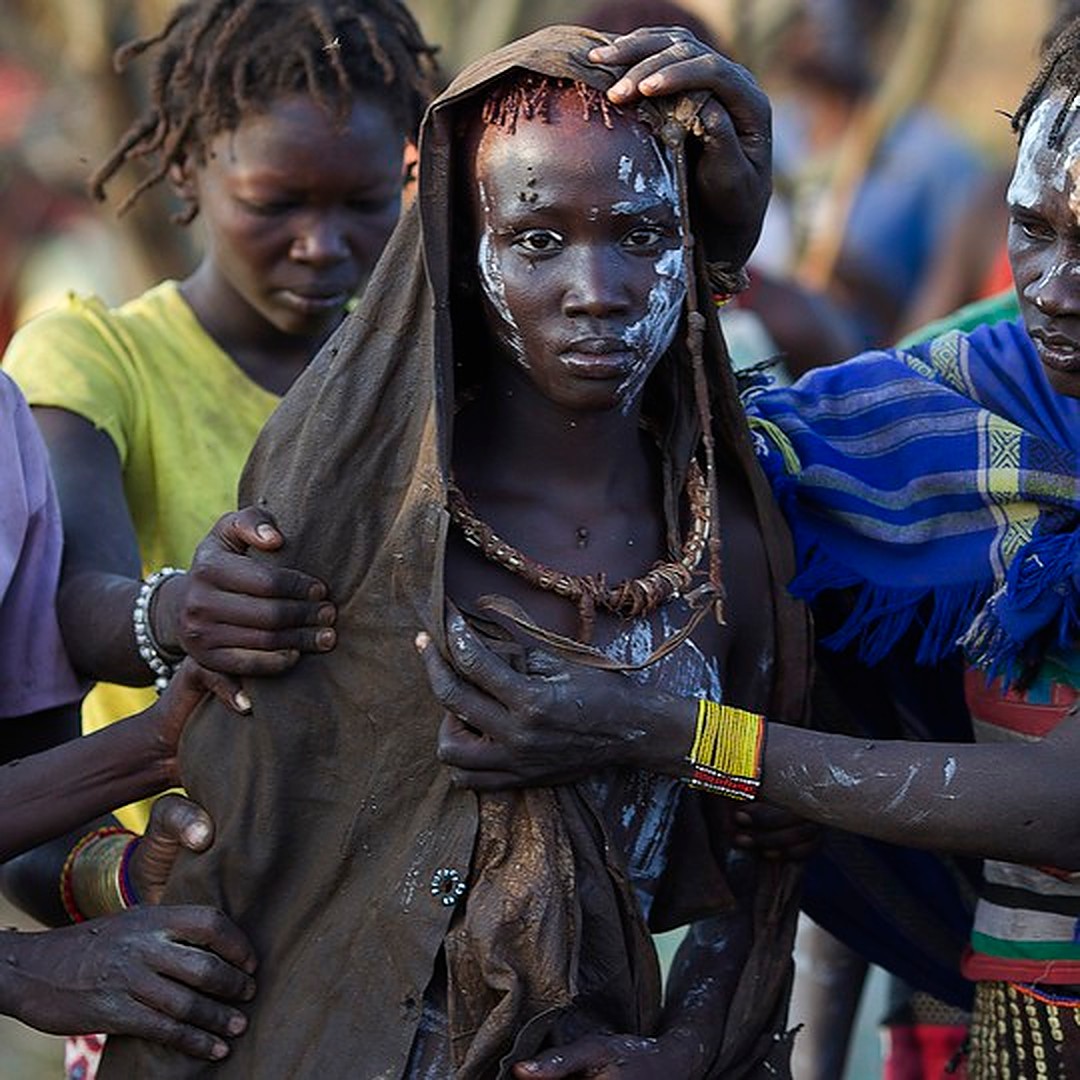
top-left (0, 371), bottom-right (82, 717)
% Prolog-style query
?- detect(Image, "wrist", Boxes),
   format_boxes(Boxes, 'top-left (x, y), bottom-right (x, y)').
top-left (630, 689), bottom-right (698, 776)
top-left (683, 699), bottom-right (766, 800)
top-left (133, 568), bottom-right (186, 691)
top-left (60, 827), bottom-right (140, 922)
top-left (657, 1027), bottom-right (709, 1077)
top-left (141, 697), bottom-right (182, 787)
top-left (150, 570), bottom-right (188, 657)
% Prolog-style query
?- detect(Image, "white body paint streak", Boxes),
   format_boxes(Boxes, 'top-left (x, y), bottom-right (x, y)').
top-left (620, 247), bottom-right (687, 411)
top-left (881, 763), bottom-right (920, 814)
top-left (595, 610), bottom-right (722, 922)
top-left (943, 756), bottom-right (957, 786)
top-left (618, 154), bottom-right (634, 184)
top-left (1008, 98), bottom-right (1058, 207)
top-left (475, 179), bottom-right (526, 363)
top-left (826, 762), bottom-right (861, 789)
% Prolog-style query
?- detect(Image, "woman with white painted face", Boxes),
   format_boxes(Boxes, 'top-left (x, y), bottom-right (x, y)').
top-left (430, 16), bottom-right (1080, 1077)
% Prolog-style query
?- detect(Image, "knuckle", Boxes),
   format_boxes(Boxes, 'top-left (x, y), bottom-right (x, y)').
top-left (455, 646), bottom-right (482, 676)
top-left (431, 672), bottom-right (459, 709)
top-left (205, 908), bottom-right (232, 937)
top-left (520, 692), bottom-right (546, 728)
top-left (179, 598), bottom-right (207, 627)
top-left (435, 730), bottom-right (455, 764)
top-left (283, 570), bottom-right (312, 598)
top-left (266, 598), bottom-right (295, 627)
top-left (167, 1024), bottom-right (213, 1058)
top-left (181, 953), bottom-right (218, 991)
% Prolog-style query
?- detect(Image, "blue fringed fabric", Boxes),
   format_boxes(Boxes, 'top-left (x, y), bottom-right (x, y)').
top-left (746, 318), bottom-right (1080, 679)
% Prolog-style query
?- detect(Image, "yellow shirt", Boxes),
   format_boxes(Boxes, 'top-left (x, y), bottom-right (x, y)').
top-left (5, 281), bottom-right (280, 828)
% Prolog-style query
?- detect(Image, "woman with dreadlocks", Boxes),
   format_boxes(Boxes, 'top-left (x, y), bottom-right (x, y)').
top-left (5, 0), bottom-right (435, 821)
top-left (430, 15), bottom-right (1080, 1078)
top-left (98, 23), bottom-right (812, 1080)
top-left (2, 2), bottom-right (435, 1074)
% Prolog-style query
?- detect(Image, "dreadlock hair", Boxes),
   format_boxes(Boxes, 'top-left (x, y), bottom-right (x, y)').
top-left (90, 0), bottom-right (439, 223)
top-left (1013, 13), bottom-right (1080, 150)
top-left (479, 75), bottom-right (618, 134)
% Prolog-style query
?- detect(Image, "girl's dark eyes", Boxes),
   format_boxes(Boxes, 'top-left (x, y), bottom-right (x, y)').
top-left (623, 225), bottom-right (666, 249)
top-left (510, 224), bottom-right (671, 254)
top-left (513, 229), bottom-right (564, 254)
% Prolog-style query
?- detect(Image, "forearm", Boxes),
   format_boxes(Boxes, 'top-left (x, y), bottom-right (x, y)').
top-left (0, 710), bottom-right (167, 862)
top-left (661, 904), bottom-right (753, 1077)
top-left (1, 818), bottom-right (120, 926)
top-left (58, 570), bottom-right (153, 685)
top-left (631, 690), bottom-right (1080, 867)
top-left (761, 725), bottom-right (1080, 867)
top-left (0, 931), bottom-right (24, 1020)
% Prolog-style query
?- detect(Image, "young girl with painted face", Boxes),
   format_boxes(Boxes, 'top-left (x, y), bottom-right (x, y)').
top-left (102, 23), bottom-right (814, 1080)
top-left (430, 17), bottom-right (1080, 1077)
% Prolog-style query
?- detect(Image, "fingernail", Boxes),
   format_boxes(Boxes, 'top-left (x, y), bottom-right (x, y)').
top-left (211, 1042), bottom-right (229, 1060)
top-left (227, 1014), bottom-right (247, 1036)
top-left (415, 631), bottom-right (431, 651)
top-left (316, 628), bottom-right (336, 650)
top-left (610, 77), bottom-right (632, 97)
top-left (640, 74), bottom-right (662, 93)
top-left (518, 1064), bottom-right (541, 1075)
top-left (184, 820), bottom-right (211, 848)
top-left (255, 524), bottom-right (278, 543)
top-left (318, 604), bottom-right (336, 625)
top-left (234, 690), bottom-right (252, 713)
top-left (308, 582), bottom-right (327, 601)
top-left (588, 46), bottom-right (609, 59)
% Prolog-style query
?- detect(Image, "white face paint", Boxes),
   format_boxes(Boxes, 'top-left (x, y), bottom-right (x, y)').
top-left (614, 134), bottom-right (687, 413)
top-left (471, 109), bottom-right (687, 414)
top-left (1008, 93), bottom-right (1080, 221)
top-left (476, 178), bottom-right (526, 363)
top-left (619, 247), bottom-right (686, 410)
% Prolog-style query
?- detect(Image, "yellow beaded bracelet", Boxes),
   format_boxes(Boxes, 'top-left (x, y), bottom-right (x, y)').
top-left (684, 699), bottom-right (765, 800)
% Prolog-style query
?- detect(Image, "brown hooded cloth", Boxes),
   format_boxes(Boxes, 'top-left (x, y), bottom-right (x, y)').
top-left (102, 25), bottom-right (812, 1080)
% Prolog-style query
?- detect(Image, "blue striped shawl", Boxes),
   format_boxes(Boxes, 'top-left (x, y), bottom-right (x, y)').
top-left (746, 318), bottom-right (1080, 677)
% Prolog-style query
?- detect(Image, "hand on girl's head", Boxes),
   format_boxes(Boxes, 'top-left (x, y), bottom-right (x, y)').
top-left (587, 25), bottom-right (771, 268)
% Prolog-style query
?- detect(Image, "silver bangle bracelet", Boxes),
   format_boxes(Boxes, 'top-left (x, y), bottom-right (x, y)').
top-left (132, 567), bottom-right (185, 693)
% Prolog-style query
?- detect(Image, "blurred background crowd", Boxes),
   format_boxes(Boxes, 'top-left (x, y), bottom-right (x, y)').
top-left (0, 1), bottom-right (1055, 361)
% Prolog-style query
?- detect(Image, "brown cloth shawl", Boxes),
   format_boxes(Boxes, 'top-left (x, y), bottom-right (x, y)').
top-left (101, 25), bottom-right (812, 1080)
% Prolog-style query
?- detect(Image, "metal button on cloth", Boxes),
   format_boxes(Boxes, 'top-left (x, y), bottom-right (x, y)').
top-left (430, 867), bottom-right (466, 906)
